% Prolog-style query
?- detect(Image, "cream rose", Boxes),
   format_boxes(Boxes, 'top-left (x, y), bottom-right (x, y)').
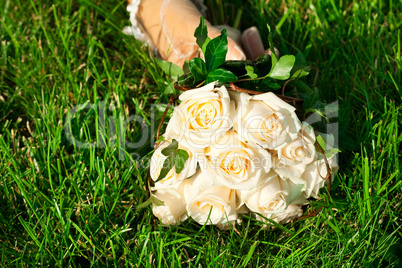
top-left (300, 132), bottom-right (339, 199)
top-left (182, 171), bottom-right (237, 225)
top-left (302, 153), bottom-right (338, 199)
top-left (150, 139), bottom-right (197, 190)
top-left (164, 82), bottom-right (235, 150)
top-left (273, 122), bottom-right (316, 178)
top-left (152, 187), bottom-right (187, 225)
top-left (233, 92), bottom-right (301, 149)
top-left (201, 130), bottom-right (272, 190)
top-left (239, 172), bottom-right (305, 221)
top-left (187, 186), bottom-right (237, 225)
top-left (269, 204), bottom-right (303, 225)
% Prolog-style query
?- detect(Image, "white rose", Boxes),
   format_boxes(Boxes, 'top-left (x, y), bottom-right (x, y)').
top-left (273, 122), bottom-right (316, 178)
top-left (302, 154), bottom-right (339, 199)
top-left (187, 186), bottom-right (237, 225)
top-left (233, 92), bottom-right (301, 149)
top-left (164, 82), bottom-right (235, 150)
top-left (183, 171), bottom-right (237, 225)
top-left (150, 139), bottom-right (197, 190)
top-left (201, 130), bottom-right (272, 190)
top-left (152, 187), bottom-right (187, 225)
top-left (268, 204), bottom-right (303, 225)
top-left (240, 172), bottom-right (305, 221)
top-left (300, 132), bottom-right (339, 199)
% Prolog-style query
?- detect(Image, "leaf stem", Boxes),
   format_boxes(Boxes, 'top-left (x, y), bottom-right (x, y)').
top-left (236, 76), bottom-right (267, 83)
top-left (196, 80), bottom-right (206, 87)
top-left (156, 96), bottom-right (176, 146)
top-left (282, 78), bottom-right (294, 96)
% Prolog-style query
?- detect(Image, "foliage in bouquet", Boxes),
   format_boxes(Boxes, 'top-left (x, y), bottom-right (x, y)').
top-left (147, 17), bottom-right (339, 228)
top-left (177, 18), bottom-right (310, 93)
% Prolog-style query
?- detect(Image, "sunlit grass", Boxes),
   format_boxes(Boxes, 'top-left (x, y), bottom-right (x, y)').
top-left (0, 0), bottom-right (401, 266)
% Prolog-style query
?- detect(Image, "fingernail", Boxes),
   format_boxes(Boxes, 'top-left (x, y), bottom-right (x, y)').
top-left (242, 26), bottom-right (265, 60)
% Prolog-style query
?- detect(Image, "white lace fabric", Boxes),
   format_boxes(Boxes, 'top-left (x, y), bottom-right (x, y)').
top-left (122, 0), bottom-right (147, 41)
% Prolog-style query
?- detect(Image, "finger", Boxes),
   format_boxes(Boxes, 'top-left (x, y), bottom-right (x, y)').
top-left (242, 26), bottom-right (265, 60)
top-left (263, 47), bottom-right (280, 59)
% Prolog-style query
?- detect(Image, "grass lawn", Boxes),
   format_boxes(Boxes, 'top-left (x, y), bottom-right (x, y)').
top-left (0, 0), bottom-right (401, 266)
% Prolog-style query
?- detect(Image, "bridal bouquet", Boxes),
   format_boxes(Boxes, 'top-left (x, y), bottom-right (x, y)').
top-left (147, 18), bottom-right (339, 228)
top-left (149, 82), bottom-right (338, 227)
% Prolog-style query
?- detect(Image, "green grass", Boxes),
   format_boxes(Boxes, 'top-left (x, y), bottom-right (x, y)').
top-left (0, 0), bottom-right (401, 267)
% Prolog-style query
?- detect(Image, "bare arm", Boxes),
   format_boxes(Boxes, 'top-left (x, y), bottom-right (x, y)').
top-left (137, 0), bottom-right (245, 67)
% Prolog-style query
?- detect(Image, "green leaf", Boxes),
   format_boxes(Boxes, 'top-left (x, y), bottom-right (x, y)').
top-left (316, 135), bottom-right (326, 152)
top-left (325, 148), bottom-right (341, 158)
top-left (155, 58), bottom-right (184, 80)
top-left (136, 196), bottom-right (164, 210)
top-left (161, 139), bottom-right (179, 156)
top-left (267, 24), bottom-right (277, 67)
top-left (182, 60), bottom-right (190, 73)
top-left (201, 37), bottom-right (211, 55)
top-left (194, 17), bottom-right (210, 54)
top-left (267, 83), bottom-right (281, 90)
top-left (156, 155), bottom-right (175, 182)
top-left (245, 65), bottom-right (258, 79)
top-left (293, 80), bottom-right (312, 94)
top-left (205, 68), bottom-right (238, 84)
top-left (291, 67), bottom-right (310, 79)
top-left (175, 149), bottom-right (189, 174)
top-left (205, 29), bottom-right (228, 72)
top-left (164, 81), bottom-right (175, 95)
top-left (189, 58), bottom-right (207, 82)
top-left (291, 52), bottom-right (310, 79)
top-left (305, 108), bottom-right (329, 123)
top-left (177, 72), bottom-right (196, 87)
top-left (268, 55), bottom-right (295, 80)
top-left (154, 104), bottom-right (173, 119)
top-left (254, 54), bottom-right (273, 77)
top-left (262, 78), bottom-right (281, 90)
top-left (155, 135), bottom-right (166, 144)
